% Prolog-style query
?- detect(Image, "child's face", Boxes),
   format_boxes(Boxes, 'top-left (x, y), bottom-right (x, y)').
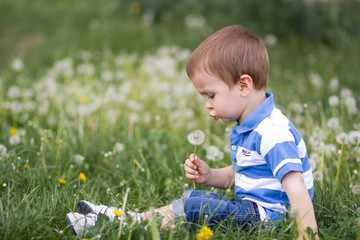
top-left (191, 69), bottom-right (248, 123)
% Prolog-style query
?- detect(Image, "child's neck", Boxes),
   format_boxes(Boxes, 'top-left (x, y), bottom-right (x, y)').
top-left (239, 90), bottom-right (266, 125)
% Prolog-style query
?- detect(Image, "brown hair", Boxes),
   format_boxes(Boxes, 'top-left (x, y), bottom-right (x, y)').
top-left (186, 25), bottom-right (269, 90)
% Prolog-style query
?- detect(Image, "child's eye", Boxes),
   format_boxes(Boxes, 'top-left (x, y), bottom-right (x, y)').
top-left (208, 94), bottom-right (215, 99)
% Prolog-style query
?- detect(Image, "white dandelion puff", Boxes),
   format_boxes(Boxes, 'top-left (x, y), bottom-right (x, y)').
top-left (324, 144), bottom-right (337, 156)
top-left (327, 117), bottom-right (340, 130)
top-left (0, 144), bottom-right (7, 160)
top-left (264, 34), bottom-right (278, 46)
top-left (9, 135), bottom-right (21, 145)
top-left (74, 154), bottom-right (85, 165)
top-left (309, 158), bottom-right (317, 170)
top-left (206, 146), bottom-right (224, 161)
top-left (113, 142), bottom-right (124, 153)
top-left (310, 73), bottom-right (323, 89)
top-left (313, 171), bottom-right (323, 181)
top-left (348, 131), bottom-right (360, 145)
top-left (340, 88), bottom-right (352, 99)
top-left (336, 132), bottom-right (348, 145)
top-left (328, 95), bottom-right (339, 107)
top-left (11, 58), bottom-right (23, 71)
top-left (329, 77), bottom-right (339, 92)
top-left (187, 130), bottom-right (205, 146)
top-left (352, 185), bottom-right (360, 194)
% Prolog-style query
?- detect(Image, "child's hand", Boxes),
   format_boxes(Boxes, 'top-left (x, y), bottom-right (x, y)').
top-left (184, 154), bottom-right (211, 184)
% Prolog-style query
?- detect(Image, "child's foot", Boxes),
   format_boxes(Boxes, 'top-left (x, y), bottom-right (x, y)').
top-left (65, 212), bottom-right (97, 236)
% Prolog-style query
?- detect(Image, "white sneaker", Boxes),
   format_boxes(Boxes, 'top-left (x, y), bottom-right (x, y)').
top-left (77, 200), bottom-right (125, 222)
top-left (66, 212), bottom-right (97, 236)
top-left (77, 200), bottom-right (142, 222)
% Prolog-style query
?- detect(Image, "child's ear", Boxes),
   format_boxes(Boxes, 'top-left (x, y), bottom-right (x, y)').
top-left (237, 74), bottom-right (253, 97)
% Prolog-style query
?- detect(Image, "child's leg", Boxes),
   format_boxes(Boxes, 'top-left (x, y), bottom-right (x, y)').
top-left (171, 190), bottom-right (260, 229)
top-left (141, 190), bottom-right (260, 230)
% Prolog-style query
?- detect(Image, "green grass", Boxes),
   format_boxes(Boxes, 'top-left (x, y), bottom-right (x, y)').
top-left (1, 0), bottom-right (360, 239)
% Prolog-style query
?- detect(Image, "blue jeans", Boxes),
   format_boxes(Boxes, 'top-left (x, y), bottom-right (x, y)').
top-left (172, 190), bottom-right (260, 229)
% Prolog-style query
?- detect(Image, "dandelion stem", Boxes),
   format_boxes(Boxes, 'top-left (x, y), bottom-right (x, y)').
top-left (334, 144), bottom-right (344, 189)
top-left (117, 188), bottom-right (130, 240)
top-left (193, 145), bottom-right (197, 189)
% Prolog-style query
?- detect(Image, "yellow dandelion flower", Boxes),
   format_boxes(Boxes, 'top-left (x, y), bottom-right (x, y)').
top-left (79, 94), bottom-right (90, 104)
top-left (197, 225), bottom-right (213, 240)
top-left (79, 172), bottom-right (87, 182)
top-left (129, 2), bottom-right (141, 14)
top-left (23, 164), bottom-right (29, 169)
top-left (112, 209), bottom-right (122, 217)
top-left (10, 127), bottom-right (17, 136)
top-left (58, 178), bottom-right (66, 184)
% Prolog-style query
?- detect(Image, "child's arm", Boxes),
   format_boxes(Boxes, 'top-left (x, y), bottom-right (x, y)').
top-left (185, 154), bottom-right (234, 189)
top-left (282, 171), bottom-right (318, 240)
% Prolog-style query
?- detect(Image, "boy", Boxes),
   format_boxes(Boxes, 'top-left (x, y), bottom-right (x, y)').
top-left (66, 25), bottom-right (318, 239)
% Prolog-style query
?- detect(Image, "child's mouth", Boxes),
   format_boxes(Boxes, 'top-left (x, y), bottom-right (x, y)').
top-left (210, 114), bottom-right (218, 121)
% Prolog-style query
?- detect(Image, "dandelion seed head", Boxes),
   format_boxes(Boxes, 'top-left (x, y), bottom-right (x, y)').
top-left (206, 146), bottom-right (223, 161)
top-left (289, 102), bottom-right (303, 114)
top-left (352, 185), bottom-right (360, 194)
top-left (106, 188), bottom-right (111, 194)
top-left (348, 131), bottom-right (360, 145)
top-left (313, 171), bottom-right (323, 181)
top-left (184, 15), bottom-right (206, 29)
top-left (336, 132), bottom-right (348, 145)
top-left (329, 77), bottom-right (339, 92)
top-left (11, 58), bottom-right (23, 72)
top-left (328, 95), bottom-right (339, 107)
top-left (113, 142), bottom-right (124, 153)
top-left (324, 144), bottom-right (337, 156)
top-left (340, 88), bottom-right (352, 99)
top-left (9, 135), bottom-right (21, 145)
top-left (309, 158), bottom-right (317, 170)
top-left (187, 130), bottom-right (205, 146)
top-left (0, 144), bottom-right (7, 158)
top-left (327, 117), bottom-right (340, 130)
top-left (74, 154), bottom-right (85, 165)
top-left (73, 194), bottom-right (78, 199)
top-left (264, 34), bottom-right (278, 46)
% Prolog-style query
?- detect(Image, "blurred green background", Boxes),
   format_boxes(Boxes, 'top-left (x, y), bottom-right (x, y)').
top-left (1, 0), bottom-right (360, 103)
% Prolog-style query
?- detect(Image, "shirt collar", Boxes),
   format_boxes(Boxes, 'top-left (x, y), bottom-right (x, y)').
top-left (233, 92), bottom-right (274, 134)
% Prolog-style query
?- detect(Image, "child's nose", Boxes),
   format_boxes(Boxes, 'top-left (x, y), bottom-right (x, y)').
top-left (206, 101), bottom-right (213, 109)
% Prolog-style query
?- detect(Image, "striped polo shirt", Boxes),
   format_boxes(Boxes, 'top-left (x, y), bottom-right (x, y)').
top-left (230, 92), bottom-right (314, 221)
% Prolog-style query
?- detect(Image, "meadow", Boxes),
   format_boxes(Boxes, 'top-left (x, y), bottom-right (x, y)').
top-left (0, 0), bottom-right (360, 239)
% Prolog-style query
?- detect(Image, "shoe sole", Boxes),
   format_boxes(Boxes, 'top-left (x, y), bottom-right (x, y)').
top-left (65, 213), bottom-right (79, 235)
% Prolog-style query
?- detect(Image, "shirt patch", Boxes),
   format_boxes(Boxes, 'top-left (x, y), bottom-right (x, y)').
top-left (242, 149), bottom-right (251, 157)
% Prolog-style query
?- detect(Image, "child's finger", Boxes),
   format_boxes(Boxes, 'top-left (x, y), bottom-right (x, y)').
top-left (185, 159), bottom-right (197, 170)
top-left (192, 155), bottom-right (203, 167)
top-left (184, 165), bottom-right (198, 175)
top-left (186, 172), bottom-right (199, 180)
top-left (189, 153), bottom-right (196, 162)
